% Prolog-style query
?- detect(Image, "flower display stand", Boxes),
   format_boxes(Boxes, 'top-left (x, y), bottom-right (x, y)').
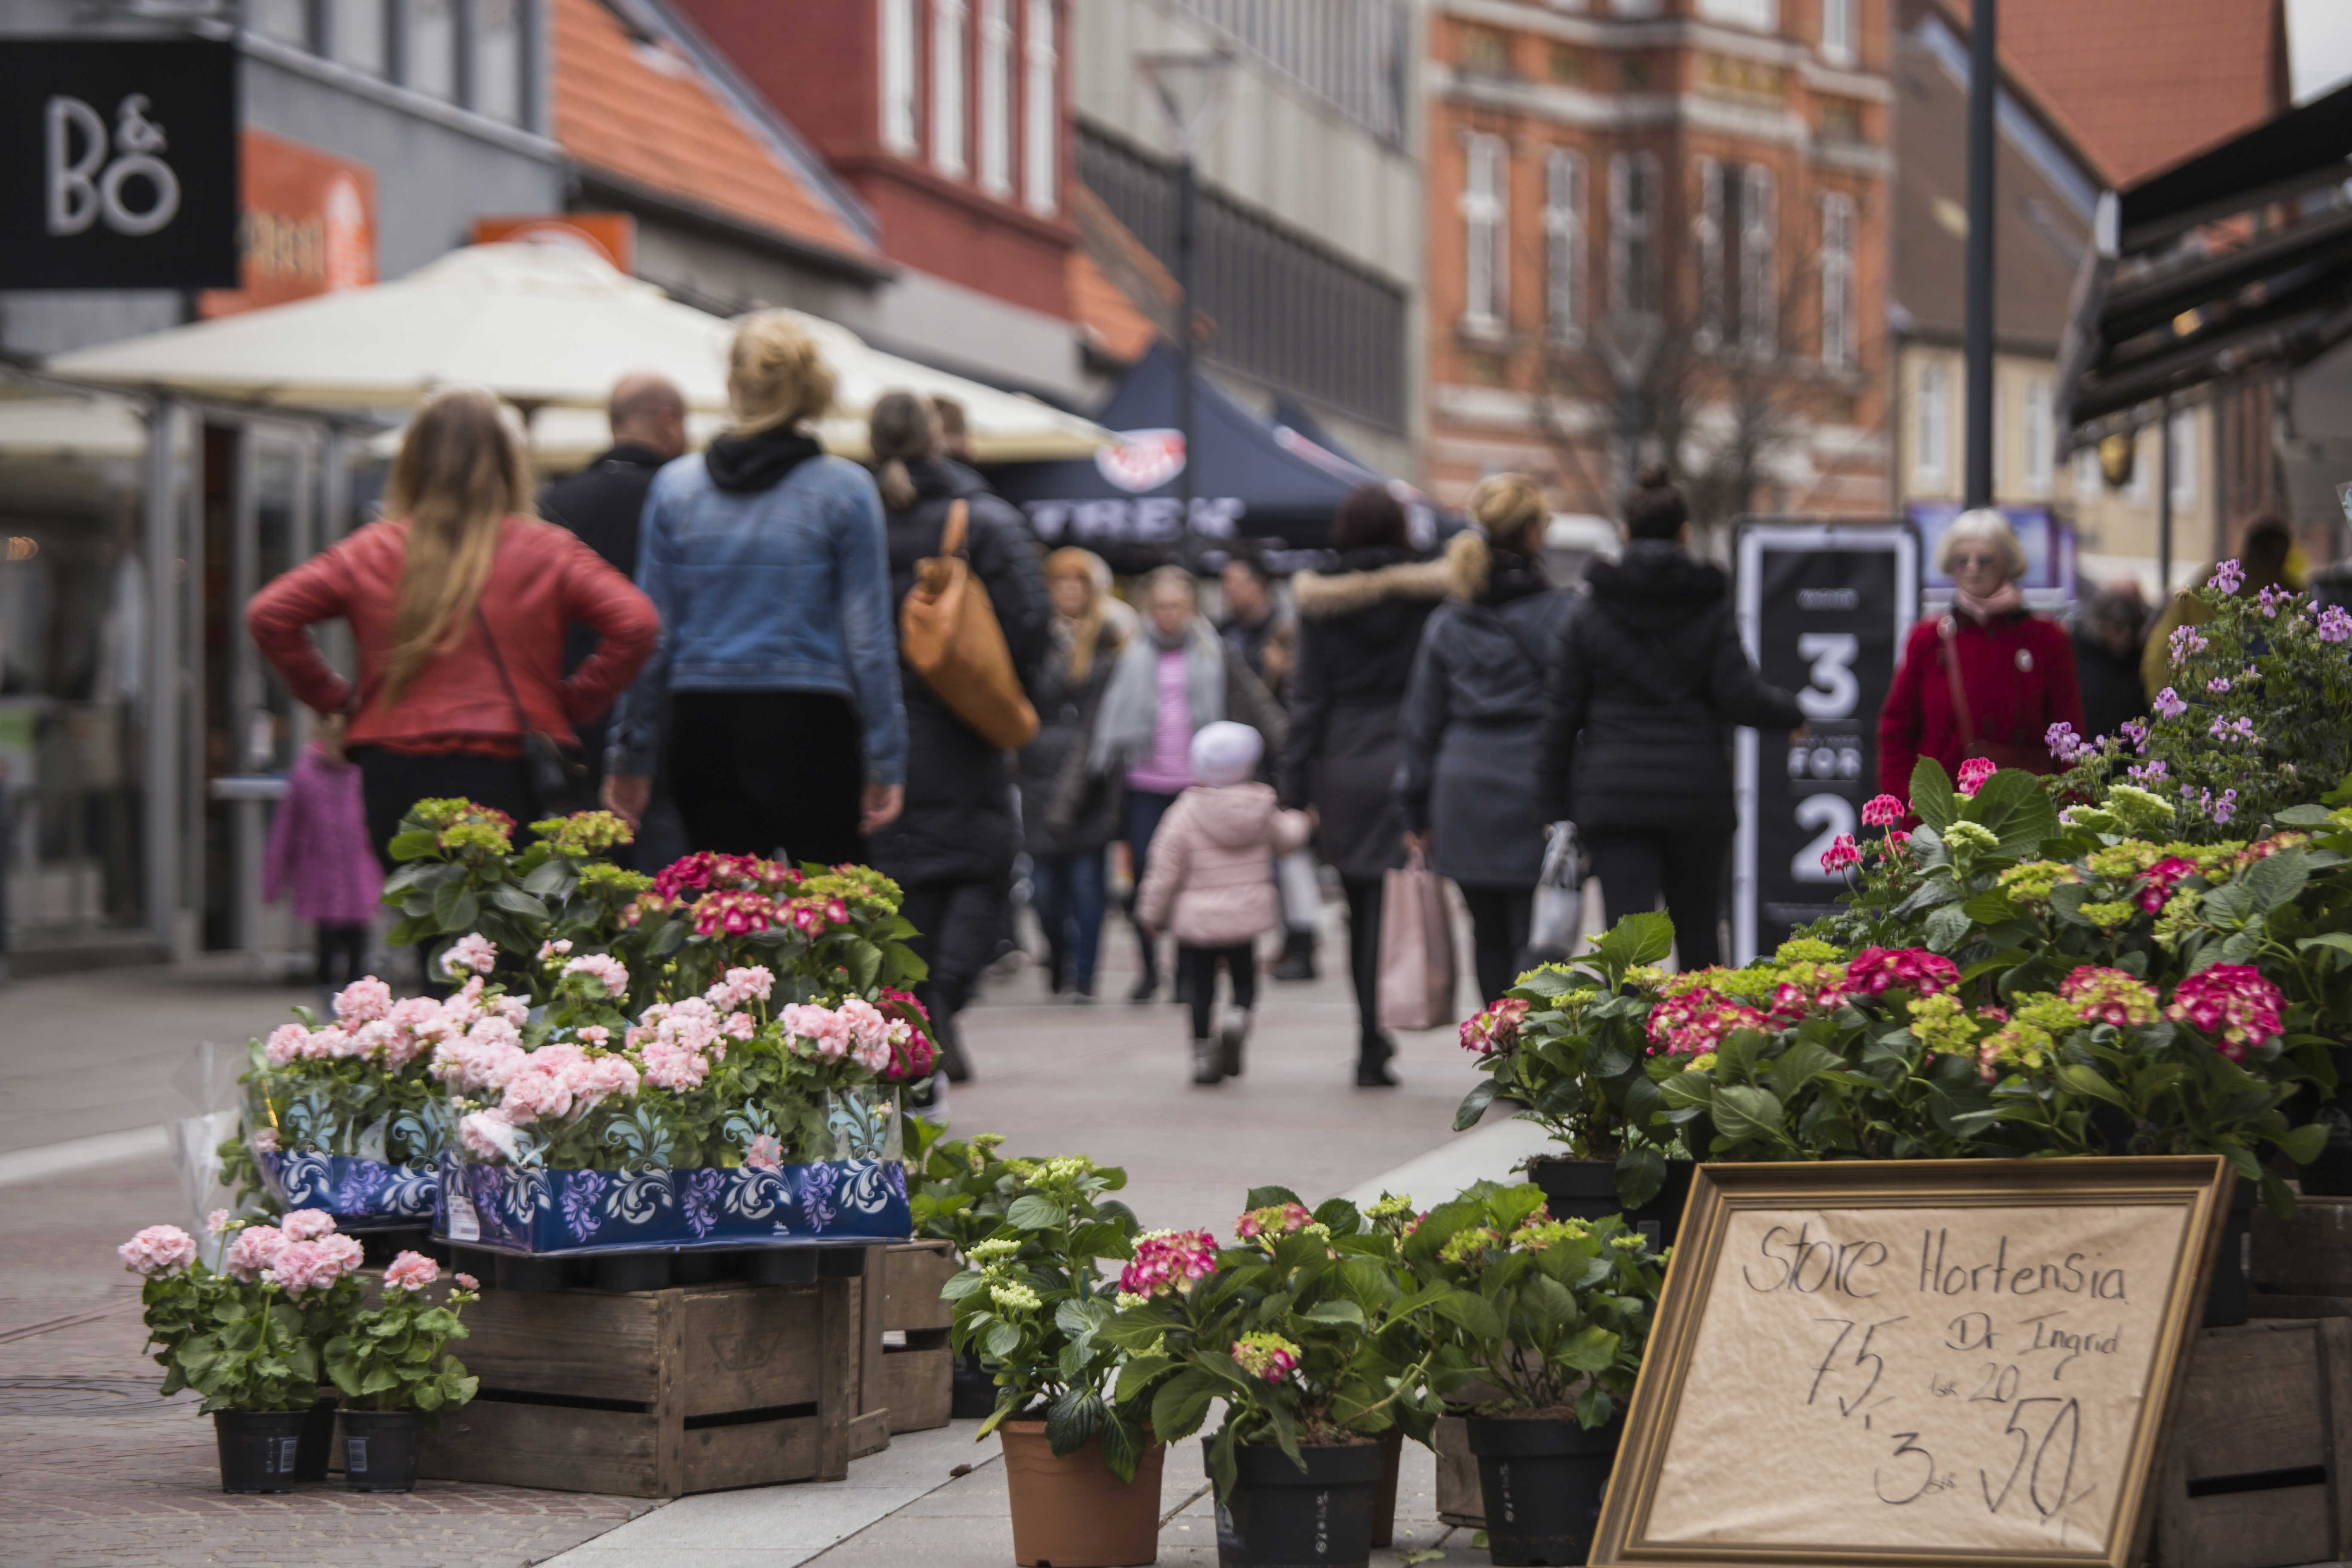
top-left (863, 1239), bottom-right (955, 1436)
top-left (412, 1271), bottom-right (861, 1498)
top-left (2153, 1318), bottom-right (2352, 1568)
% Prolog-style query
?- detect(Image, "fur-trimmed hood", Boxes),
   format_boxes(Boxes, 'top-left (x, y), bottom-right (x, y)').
top-left (1290, 551), bottom-right (1454, 621)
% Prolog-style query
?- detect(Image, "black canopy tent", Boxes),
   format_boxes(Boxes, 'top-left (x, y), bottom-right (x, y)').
top-left (989, 343), bottom-right (1381, 573)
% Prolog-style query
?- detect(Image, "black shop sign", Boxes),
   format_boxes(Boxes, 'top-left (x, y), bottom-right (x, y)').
top-left (0, 39), bottom-right (239, 289)
top-left (1731, 521), bottom-right (1917, 962)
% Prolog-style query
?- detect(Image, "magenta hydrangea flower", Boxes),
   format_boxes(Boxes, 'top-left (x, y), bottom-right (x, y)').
top-left (1847, 947), bottom-right (1960, 997)
top-left (2165, 965), bottom-right (2285, 1061)
top-left (1861, 793), bottom-right (1906, 828)
top-left (2134, 856), bottom-right (2198, 914)
top-left (2060, 966), bottom-right (2158, 1028)
top-left (1957, 757), bottom-right (1998, 796)
top-left (1461, 997), bottom-right (1528, 1057)
top-left (1645, 983), bottom-right (1770, 1056)
top-left (1235, 1203), bottom-right (1314, 1248)
top-left (1819, 833), bottom-right (1862, 874)
top-left (1118, 1229), bottom-right (1219, 1297)
top-left (1230, 1332), bottom-right (1300, 1384)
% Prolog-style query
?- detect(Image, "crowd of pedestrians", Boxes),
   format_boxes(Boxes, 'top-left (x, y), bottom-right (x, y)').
top-left (249, 312), bottom-right (2296, 1093)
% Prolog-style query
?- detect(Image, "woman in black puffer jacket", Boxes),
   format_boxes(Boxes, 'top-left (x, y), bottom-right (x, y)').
top-left (1534, 466), bottom-right (1804, 970)
top-left (1279, 485), bottom-right (1451, 1085)
top-left (867, 392), bottom-right (1050, 1085)
top-left (1021, 547), bottom-right (1127, 1001)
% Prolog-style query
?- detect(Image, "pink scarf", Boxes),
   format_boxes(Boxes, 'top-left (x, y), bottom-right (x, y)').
top-left (1950, 579), bottom-right (2024, 623)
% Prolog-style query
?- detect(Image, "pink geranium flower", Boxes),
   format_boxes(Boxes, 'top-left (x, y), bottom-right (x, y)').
top-left (438, 932), bottom-right (498, 978)
top-left (224, 1223), bottom-right (287, 1280)
top-left (1860, 793), bottom-right (1906, 828)
top-left (117, 1225), bottom-right (196, 1277)
top-left (1819, 833), bottom-right (1862, 874)
top-left (383, 1251), bottom-right (441, 1292)
top-left (1957, 758), bottom-right (1997, 796)
top-left (278, 1208), bottom-right (337, 1242)
top-left (332, 976), bottom-right (393, 1025)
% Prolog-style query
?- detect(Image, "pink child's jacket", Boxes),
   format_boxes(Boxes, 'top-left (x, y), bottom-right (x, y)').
top-left (263, 744), bottom-right (385, 925)
top-left (1136, 782), bottom-right (1313, 947)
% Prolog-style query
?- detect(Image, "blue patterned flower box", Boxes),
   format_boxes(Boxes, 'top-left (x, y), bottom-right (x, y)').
top-left (257, 1150), bottom-right (440, 1231)
top-left (433, 1156), bottom-right (912, 1255)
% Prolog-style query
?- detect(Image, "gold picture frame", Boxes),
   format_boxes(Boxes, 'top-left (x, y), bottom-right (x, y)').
top-left (1591, 1156), bottom-right (2231, 1568)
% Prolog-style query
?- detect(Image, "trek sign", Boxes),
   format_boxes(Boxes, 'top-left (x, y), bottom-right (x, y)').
top-left (0, 39), bottom-right (239, 289)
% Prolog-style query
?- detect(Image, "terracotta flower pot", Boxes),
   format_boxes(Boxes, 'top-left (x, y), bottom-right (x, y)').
top-left (1001, 1419), bottom-right (1165, 1568)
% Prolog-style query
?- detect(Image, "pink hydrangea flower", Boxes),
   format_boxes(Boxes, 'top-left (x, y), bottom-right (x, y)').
top-left (1847, 947), bottom-right (1960, 997)
top-left (1819, 833), bottom-right (1862, 874)
top-left (1957, 758), bottom-right (1997, 796)
top-left (223, 1223), bottom-right (287, 1280)
top-left (1460, 998), bottom-right (1528, 1057)
top-left (1645, 985), bottom-right (1770, 1056)
top-left (1118, 1229), bottom-right (1219, 1296)
top-left (333, 977), bottom-right (393, 1025)
top-left (117, 1225), bottom-right (196, 1277)
top-left (279, 1208), bottom-right (337, 1242)
top-left (1230, 1333), bottom-right (1300, 1383)
top-left (438, 932), bottom-right (498, 978)
top-left (563, 953), bottom-right (629, 998)
top-left (2165, 965), bottom-right (2285, 1061)
top-left (2135, 857), bottom-right (2199, 914)
top-left (383, 1251), bottom-right (441, 1292)
top-left (1234, 1203), bottom-right (1314, 1247)
top-left (1861, 793), bottom-right (1906, 828)
top-left (2060, 966), bottom-right (2159, 1028)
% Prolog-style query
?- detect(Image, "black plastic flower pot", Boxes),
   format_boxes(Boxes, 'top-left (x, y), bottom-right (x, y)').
top-left (342, 1409), bottom-right (425, 1493)
top-left (214, 1409), bottom-right (306, 1494)
top-left (2204, 1176), bottom-right (2257, 1328)
top-left (295, 1395), bottom-right (339, 1482)
top-left (591, 1252), bottom-right (671, 1293)
top-left (1207, 1437), bottom-right (1384, 1568)
top-left (1525, 1156), bottom-right (1697, 1250)
top-left (747, 1248), bottom-right (821, 1286)
top-left (495, 1251), bottom-right (572, 1292)
top-left (1465, 1413), bottom-right (1623, 1567)
top-left (950, 1350), bottom-right (998, 1419)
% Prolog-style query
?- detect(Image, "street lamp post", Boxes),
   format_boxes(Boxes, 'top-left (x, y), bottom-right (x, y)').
top-left (1140, 49), bottom-right (1233, 561)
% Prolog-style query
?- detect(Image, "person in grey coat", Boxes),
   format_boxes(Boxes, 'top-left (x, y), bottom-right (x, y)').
top-left (1396, 474), bottom-right (1576, 1007)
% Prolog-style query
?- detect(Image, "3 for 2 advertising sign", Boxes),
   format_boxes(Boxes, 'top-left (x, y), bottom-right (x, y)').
top-left (0, 39), bottom-right (239, 289)
top-left (1733, 522), bottom-right (1918, 963)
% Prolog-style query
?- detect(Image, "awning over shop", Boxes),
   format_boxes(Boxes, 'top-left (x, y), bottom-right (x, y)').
top-left (990, 343), bottom-right (1396, 571)
top-left (43, 242), bottom-right (1107, 462)
top-left (2059, 80), bottom-right (2352, 434)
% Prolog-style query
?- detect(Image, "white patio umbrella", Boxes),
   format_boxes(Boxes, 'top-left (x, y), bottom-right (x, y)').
top-left (45, 243), bottom-right (1107, 461)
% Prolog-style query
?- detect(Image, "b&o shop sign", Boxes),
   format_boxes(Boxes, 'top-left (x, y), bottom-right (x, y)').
top-left (0, 39), bottom-right (239, 289)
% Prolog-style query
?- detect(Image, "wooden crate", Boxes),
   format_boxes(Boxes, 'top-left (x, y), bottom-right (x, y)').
top-left (2251, 1196), bottom-right (2352, 1297)
top-left (855, 1239), bottom-right (956, 1438)
top-left (2155, 1318), bottom-right (2352, 1568)
top-left (415, 1273), bottom-right (858, 1499)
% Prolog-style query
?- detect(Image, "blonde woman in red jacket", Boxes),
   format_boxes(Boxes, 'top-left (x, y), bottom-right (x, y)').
top-left (248, 387), bottom-right (660, 859)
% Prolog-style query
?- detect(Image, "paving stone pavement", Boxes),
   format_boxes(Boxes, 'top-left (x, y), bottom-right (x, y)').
top-left (1, 900), bottom-right (1522, 1564)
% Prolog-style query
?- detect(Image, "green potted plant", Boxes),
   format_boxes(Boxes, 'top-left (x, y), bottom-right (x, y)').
top-left (120, 1211), bottom-right (365, 1492)
top-left (944, 1153), bottom-right (1158, 1568)
top-left (1399, 1183), bottom-right (1663, 1567)
top-left (322, 1250), bottom-right (479, 1491)
top-left (909, 1122), bottom-right (1021, 1417)
top-left (1107, 1193), bottom-right (1438, 1568)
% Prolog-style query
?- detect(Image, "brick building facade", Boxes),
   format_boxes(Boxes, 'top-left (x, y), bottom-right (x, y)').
top-left (1423, 0), bottom-right (1892, 531)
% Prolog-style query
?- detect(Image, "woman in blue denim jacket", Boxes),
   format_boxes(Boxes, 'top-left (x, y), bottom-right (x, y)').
top-left (604, 313), bottom-right (907, 863)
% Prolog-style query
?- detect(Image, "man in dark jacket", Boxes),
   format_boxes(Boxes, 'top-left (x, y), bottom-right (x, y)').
top-left (540, 372), bottom-right (688, 806)
top-left (1534, 467), bottom-right (1804, 971)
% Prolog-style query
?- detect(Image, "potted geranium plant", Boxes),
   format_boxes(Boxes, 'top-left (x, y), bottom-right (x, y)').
top-left (1399, 1183), bottom-right (1663, 1567)
top-left (944, 1153), bottom-right (1157, 1568)
top-left (323, 1250), bottom-right (480, 1492)
top-left (120, 1209), bottom-right (365, 1492)
top-left (1106, 1195), bottom-right (1438, 1568)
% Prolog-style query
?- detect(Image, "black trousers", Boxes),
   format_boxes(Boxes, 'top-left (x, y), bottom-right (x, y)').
top-left (1586, 828), bottom-right (1731, 972)
top-left (900, 880), bottom-right (1007, 1078)
top-left (315, 922), bottom-right (370, 991)
top-left (1178, 943), bottom-right (1257, 1039)
top-left (353, 748), bottom-right (536, 867)
top-left (1341, 876), bottom-right (1386, 1052)
top-left (1458, 885), bottom-right (1533, 1007)
top-left (669, 691), bottom-right (866, 865)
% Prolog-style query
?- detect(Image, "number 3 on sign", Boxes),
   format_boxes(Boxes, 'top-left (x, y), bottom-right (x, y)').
top-left (1797, 633), bottom-right (1860, 721)
top-left (1793, 794), bottom-right (1857, 882)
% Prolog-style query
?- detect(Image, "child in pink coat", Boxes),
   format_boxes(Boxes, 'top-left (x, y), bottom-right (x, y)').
top-left (263, 720), bottom-right (385, 1013)
top-left (1136, 721), bottom-right (1312, 1085)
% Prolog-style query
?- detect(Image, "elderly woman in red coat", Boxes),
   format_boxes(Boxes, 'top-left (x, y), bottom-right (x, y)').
top-left (1878, 509), bottom-right (2086, 796)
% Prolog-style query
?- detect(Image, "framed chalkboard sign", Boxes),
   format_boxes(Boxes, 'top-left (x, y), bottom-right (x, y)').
top-left (1592, 1158), bottom-right (2231, 1568)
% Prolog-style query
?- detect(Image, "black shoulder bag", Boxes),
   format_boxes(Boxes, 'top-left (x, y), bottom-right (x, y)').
top-left (474, 606), bottom-right (591, 818)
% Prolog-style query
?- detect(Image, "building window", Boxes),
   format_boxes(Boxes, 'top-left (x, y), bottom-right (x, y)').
top-left (1697, 159), bottom-right (1773, 350)
top-left (1695, 159), bottom-right (1724, 346)
top-left (1459, 28), bottom-right (1512, 75)
top-left (333, 0), bottom-right (387, 77)
top-left (1821, 0), bottom-right (1856, 65)
top-left (1461, 132), bottom-right (1508, 334)
top-left (1914, 360), bottom-right (1948, 489)
top-left (2170, 411), bottom-right (2197, 508)
top-left (1610, 151), bottom-right (1659, 315)
top-left (2021, 377), bottom-right (2052, 497)
top-left (475, 0), bottom-right (523, 124)
top-left (1739, 166), bottom-right (1776, 352)
top-left (1698, 0), bottom-right (1779, 28)
top-left (977, 0), bottom-right (1014, 195)
top-left (882, 0), bottom-right (919, 155)
top-left (1544, 149), bottom-right (1586, 346)
top-left (406, 0), bottom-right (458, 101)
top-left (1023, 0), bottom-right (1058, 213)
top-left (933, 0), bottom-right (969, 178)
top-left (1548, 44), bottom-right (1586, 84)
top-left (1820, 192), bottom-right (1855, 369)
